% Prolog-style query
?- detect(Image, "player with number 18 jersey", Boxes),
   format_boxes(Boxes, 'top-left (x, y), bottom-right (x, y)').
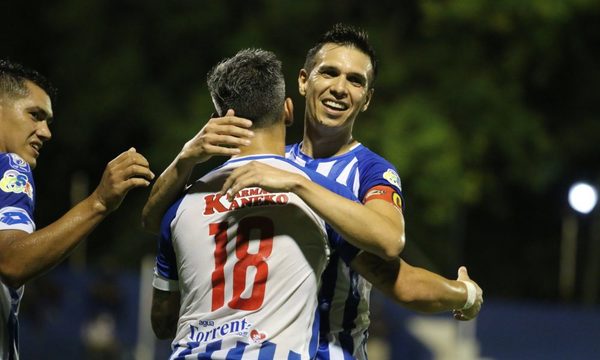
top-left (154, 154), bottom-right (359, 360)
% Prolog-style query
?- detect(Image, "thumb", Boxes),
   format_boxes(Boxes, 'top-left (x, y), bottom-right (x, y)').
top-left (457, 266), bottom-right (469, 281)
top-left (225, 109), bottom-right (235, 116)
top-left (128, 147), bottom-right (137, 153)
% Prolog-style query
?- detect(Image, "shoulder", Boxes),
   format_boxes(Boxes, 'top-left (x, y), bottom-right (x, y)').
top-left (354, 145), bottom-right (396, 171)
top-left (352, 145), bottom-right (402, 196)
top-left (0, 153), bottom-right (32, 173)
top-left (0, 153), bottom-right (35, 201)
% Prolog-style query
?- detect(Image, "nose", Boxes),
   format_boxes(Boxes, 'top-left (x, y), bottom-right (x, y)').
top-left (36, 121), bottom-right (52, 142)
top-left (329, 77), bottom-right (348, 98)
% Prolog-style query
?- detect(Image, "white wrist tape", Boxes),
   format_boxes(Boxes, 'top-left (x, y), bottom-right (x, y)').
top-left (459, 280), bottom-right (477, 310)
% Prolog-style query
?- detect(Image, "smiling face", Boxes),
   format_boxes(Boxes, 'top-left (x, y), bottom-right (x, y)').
top-left (0, 80), bottom-right (53, 169)
top-left (299, 43), bottom-right (374, 132)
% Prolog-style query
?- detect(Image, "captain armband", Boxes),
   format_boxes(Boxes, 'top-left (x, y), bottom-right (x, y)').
top-left (362, 185), bottom-right (403, 210)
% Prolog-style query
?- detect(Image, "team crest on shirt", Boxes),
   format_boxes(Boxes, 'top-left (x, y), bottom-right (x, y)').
top-left (0, 170), bottom-right (33, 199)
top-left (7, 153), bottom-right (30, 171)
top-left (383, 169), bottom-right (401, 190)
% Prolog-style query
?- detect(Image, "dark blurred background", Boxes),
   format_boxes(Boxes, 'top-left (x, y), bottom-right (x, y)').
top-left (3, 0), bottom-right (600, 359)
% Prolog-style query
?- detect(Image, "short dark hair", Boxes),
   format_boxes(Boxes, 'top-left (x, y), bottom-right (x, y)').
top-left (207, 48), bottom-right (285, 129)
top-left (0, 59), bottom-right (57, 102)
top-left (303, 23), bottom-right (378, 89)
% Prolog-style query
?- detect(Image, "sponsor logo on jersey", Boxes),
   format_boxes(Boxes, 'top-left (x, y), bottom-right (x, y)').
top-left (249, 328), bottom-right (268, 343)
top-left (204, 187), bottom-right (290, 215)
top-left (383, 169), bottom-right (401, 190)
top-left (188, 318), bottom-right (252, 344)
top-left (0, 209), bottom-right (33, 226)
top-left (7, 153), bottom-right (30, 171)
top-left (0, 170), bottom-right (33, 199)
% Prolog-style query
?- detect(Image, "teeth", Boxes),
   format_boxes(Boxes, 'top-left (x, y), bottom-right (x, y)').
top-left (324, 100), bottom-right (347, 110)
top-left (31, 144), bottom-right (39, 151)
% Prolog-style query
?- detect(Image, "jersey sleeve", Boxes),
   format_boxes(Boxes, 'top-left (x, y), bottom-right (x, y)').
top-left (325, 225), bottom-right (361, 265)
top-left (153, 198), bottom-right (183, 292)
top-left (357, 157), bottom-right (405, 210)
top-left (0, 153), bottom-right (35, 233)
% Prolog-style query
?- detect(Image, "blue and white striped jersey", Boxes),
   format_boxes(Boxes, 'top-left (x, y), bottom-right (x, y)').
top-left (0, 153), bottom-right (36, 360)
top-left (286, 142), bottom-right (404, 360)
top-left (154, 154), bottom-right (358, 360)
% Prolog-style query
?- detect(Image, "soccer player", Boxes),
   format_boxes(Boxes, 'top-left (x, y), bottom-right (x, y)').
top-left (143, 25), bottom-right (483, 360)
top-left (0, 59), bottom-right (154, 359)
top-left (150, 49), bottom-right (362, 359)
top-left (220, 24), bottom-right (482, 359)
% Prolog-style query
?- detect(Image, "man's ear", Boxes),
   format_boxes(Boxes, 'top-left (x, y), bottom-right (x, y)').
top-left (361, 88), bottom-right (374, 112)
top-left (284, 97), bottom-right (294, 127)
top-left (298, 69), bottom-right (308, 96)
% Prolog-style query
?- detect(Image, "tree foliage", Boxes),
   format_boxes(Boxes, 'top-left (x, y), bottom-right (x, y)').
top-left (3, 0), bottom-right (599, 300)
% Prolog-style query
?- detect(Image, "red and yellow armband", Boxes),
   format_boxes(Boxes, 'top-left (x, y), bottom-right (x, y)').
top-left (362, 185), bottom-right (403, 210)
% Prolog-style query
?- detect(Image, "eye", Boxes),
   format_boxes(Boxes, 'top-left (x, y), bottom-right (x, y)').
top-left (319, 68), bottom-right (338, 78)
top-left (29, 110), bottom-right (47, 121)
top-left (30, 111), bottom-right (43, 120)
top-left (348, 76), bottom-right (366, 87)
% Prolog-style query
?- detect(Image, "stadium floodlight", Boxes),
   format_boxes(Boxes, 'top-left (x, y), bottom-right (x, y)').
top-left (568, 182), bottom-right (598, 215)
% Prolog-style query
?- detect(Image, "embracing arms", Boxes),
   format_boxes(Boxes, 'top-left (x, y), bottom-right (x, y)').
top-left (351, 251), bottom-right (482, 320)
top-left (220, 161), bottom-right (405, 260)
top-left (141, 111), bottom-right (253, 233)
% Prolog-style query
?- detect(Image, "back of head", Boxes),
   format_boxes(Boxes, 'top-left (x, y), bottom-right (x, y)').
top-left (304, 23), bottom-right (378, 88)
top-left (207, 49), bottom-right (285, 129)
top-left (0, 59), bottom-right (56, 103)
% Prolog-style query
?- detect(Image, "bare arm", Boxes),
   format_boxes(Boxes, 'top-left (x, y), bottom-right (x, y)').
top-left (0, 148), bottom-right (154, 288)
top-left (220, 161), bottom-right (405, 259)
top-left (151, 288), bottom-right (181, 339)
top-left (351, 251), bottom-right (483, 320)
top-left (141, 111), bottom-right (254, 234)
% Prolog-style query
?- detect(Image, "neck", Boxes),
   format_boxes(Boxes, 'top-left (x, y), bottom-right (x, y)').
top-left (301, 116), bottom-right (358, 159)
top-left (234, 123), bottom-right (286, 158)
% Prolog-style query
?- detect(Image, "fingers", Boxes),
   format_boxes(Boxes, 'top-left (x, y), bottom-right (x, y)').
top-left (95, 148), bottom-right (156, 212)
top-left (204, 119), bottom-right (254, 139)
top-left (201, 133), bottom-right (252, 148)
top-left (221, 167), bottom-right (254, 200)
top-left (452, 309), bottom-right (471, 321)
top-left (111, 149), bottom-right (155, 181)
top-left (457, 266), bottom-right (469, 281)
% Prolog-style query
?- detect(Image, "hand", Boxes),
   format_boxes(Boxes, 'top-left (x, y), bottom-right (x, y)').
top-left (179, 109), bottom-right (254, 165)
top-left (92, 148), bottom-right (155, 213)
top-left (221, 161), bottom-right (304, 201)
top-left (452, 266), bottom-right (483, 321)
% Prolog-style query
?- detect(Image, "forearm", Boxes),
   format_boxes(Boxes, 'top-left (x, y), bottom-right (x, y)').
top-left (394, 260), bottom-right (468, 313)
top-left (353, 253), bottom-right (467, 313)
top-left (0, 195), bottom-right (109, 288)
top-left (141, 155), bottom-right (195, 234)
top-left (151, 288), bottom-right (180, 339)
top-left (292, 177), bottom-right (404, 259)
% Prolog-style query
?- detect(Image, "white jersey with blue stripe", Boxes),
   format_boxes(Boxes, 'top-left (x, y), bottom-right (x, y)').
top-left (285, 143), bottom-right (404, 360)
top-left (0, 153), bottom-right (36, 360)
top-left (154, 154), bottom-right (358, 360)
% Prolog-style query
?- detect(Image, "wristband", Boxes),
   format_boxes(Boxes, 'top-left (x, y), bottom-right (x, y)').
top-left (459, 280), bottom-right (477, 310)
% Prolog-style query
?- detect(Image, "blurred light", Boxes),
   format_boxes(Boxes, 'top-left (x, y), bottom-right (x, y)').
top-left (568, 182), bottom-right (598, 214)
